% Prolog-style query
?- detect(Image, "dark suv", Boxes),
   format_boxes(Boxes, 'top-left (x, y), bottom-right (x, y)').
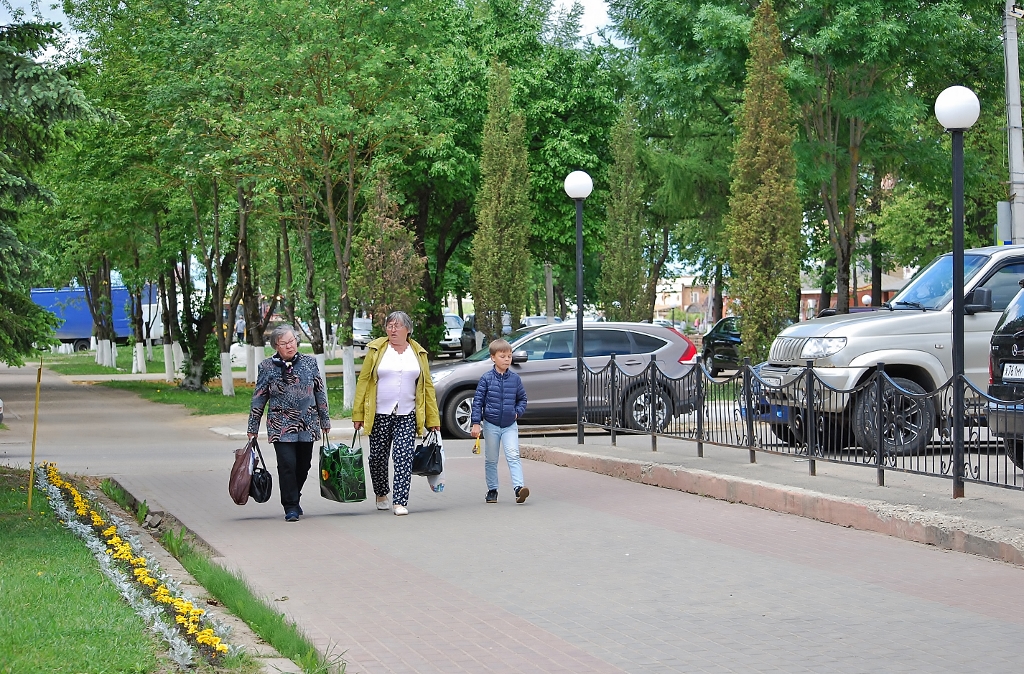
top-left (988, 280), bottom-right (1024, 468)
top-left (702, 317), bottom-right (741, 376)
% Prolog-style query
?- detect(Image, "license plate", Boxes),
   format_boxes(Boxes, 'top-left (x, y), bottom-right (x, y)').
top-left (1004, 363), bottom-right (1024, 381)
top-left (761, 376), bottom-right (782, 387)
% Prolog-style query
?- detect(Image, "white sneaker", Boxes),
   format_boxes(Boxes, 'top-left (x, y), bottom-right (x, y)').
top-left (376, 497), bottom-right (390, 511)
top-left (393, 505), bottom-right (408, 516)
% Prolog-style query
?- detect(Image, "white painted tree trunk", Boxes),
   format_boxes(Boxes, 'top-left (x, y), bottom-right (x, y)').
top-left (110, 342), bottom-right (117, 369)
top-left (220, 353), bottom-right (235, 396)
top-left (146, 338), bottom-right (154, 361)
top-left (97, 339), bottom-right (109, 366)
top-left (95, 338), bottom-right (104, 364)
top-left (246, 345), bottom-right (256, 383)
top-left (343, 345), bottom-right (355, 410)
top-left (90, 336), bottom-right (97, 352)
top-left (134, 343), bottom-right (147, 374)
top-left (255, 344), bottom-right (266, 364)
top-left (163, 343), bottom-right (175, 382)
top-left (172, 341), bottom-right (184, 372)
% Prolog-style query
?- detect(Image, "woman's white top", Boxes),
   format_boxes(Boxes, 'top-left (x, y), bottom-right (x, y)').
top-left (375, 343), bottom-right (420, 415)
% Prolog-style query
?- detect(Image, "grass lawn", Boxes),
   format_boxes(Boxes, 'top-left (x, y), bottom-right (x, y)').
top-left (99, 378), bottom-right (351, 418)
top-left (45, 348), bottom-right (360, 376)
top-left (0, 467), bottom-right (165, 673)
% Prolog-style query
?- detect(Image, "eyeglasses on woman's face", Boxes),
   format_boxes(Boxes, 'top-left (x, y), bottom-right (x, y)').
top-left (277, 337), bottom-right (297, 348)
top-left (386, 322), bottom-right (407, 333)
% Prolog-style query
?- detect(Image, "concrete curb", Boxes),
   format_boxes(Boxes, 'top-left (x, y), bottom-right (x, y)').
top-left (521, 444), bottom-right (1024, 568)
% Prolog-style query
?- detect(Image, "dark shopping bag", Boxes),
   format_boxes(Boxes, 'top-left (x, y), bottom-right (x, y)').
top-left (228, 440), bottom-right (255, 506)
top-left (412, 430), bottom-right (444, 476)
top-left (320, 431), bottom-right (367, 503)
top-left (249, 440), bottom-right (273, 503)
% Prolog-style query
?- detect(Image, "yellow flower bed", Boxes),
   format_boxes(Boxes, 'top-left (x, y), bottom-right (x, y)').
top-left (43, 462), bottom-right (231, 660)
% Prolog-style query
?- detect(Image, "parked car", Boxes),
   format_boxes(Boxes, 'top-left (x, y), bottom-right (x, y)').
top-left (460, 313), bottom-right (511, 357)
top-left (760, 244), bottom-right (1023, 455)
top-left (988, 279), bottom-right (1024, 468)
top-left (439, 314), bottom-right (464, 357)
top-left (431, 322), bottom-right (698, 438)
top-left (352, 317), bottom-right (373, 347)
top-left (0, 397), bottom-right (4, 424)
top-left (702, 317), bottom-right (742, 376)
top-left (522, 315), bottom-right (562, 327)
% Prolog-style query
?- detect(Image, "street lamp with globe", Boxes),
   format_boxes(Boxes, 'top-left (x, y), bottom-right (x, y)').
top-left (564, 170), bottom-right (593, 444)
top-left (934, 84), bottom-right (980, 498)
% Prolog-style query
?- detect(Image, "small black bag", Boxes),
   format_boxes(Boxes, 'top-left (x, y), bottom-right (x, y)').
top-left (249, 440), bottom-right (273, 503)
top-left (412, 430), bottom-right (443, 476)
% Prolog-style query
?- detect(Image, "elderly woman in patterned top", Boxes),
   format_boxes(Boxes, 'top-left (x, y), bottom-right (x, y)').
top-left (248, 324), bottom-right (331, 522)
top-left (352, 310), bottom-right (440, 516)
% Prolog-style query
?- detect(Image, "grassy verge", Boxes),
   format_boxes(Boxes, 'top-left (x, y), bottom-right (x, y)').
top-left (43, 349), bottom-right (250, 376)
top-left (0, 467), bottom-right (165, 673)
top-left (162, 529), bottom-right (345, 674)
top-left (99, 378), bottom-right (351, 419)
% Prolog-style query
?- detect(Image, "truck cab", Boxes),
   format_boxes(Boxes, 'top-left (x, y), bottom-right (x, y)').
top-left (760, 245), bottom-right (1024, 451)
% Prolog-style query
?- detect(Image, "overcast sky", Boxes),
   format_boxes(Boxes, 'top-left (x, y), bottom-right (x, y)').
top-left (3, 0), bottom-right (611, 38)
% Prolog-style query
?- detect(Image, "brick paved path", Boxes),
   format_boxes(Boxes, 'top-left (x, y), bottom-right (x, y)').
top-left (3, 367), bottom-right (1024, 672)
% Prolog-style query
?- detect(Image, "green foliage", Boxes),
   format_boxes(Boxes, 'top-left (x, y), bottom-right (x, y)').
top-left (599, 104), bottom-right (649, 321)
top-left (100, 477), bottom-right (130, 510)
top-left (0, 467), bottom-right (162, 673)
top-left (101, 381), bottom-right (256, 415)
top-left (351, 177), bottom-right (426, 333)
top-left (725, 0), bottom-right (801, 362)
top-left (178, 333), bottom-right (221, 388)
top-left (471, 62), bottom-right (532, 341)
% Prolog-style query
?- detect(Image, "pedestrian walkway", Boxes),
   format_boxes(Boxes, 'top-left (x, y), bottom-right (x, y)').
top-left (4, 365), bottom-right (1024, 673)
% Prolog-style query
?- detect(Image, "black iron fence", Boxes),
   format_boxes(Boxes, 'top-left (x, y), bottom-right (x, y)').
top-left (580, 355), bottom-right (1024, 498)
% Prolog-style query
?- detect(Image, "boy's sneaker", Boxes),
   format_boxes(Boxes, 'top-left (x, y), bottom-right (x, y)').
top-left (515, 486), bottom-right (530, 503)
top-left (485, 489), bottom-right (498, 503)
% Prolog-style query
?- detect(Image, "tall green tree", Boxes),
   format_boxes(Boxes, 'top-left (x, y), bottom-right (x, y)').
top-left (352, 176), bottom-right (425, 331)
top-left (599, 103), bottom-right (648, 321)
top-left (471, 62), bottom-right (531, 341)
top-left (0, 21), bottom-right (98, 365)
top-left (725, 0), bottom-right (801, 361)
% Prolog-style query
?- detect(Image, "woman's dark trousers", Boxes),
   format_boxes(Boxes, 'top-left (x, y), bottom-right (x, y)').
top-left (273, 441), bottom-right (314, 511)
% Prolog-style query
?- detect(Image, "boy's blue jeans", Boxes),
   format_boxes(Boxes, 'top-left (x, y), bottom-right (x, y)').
top-left (482, 420), bottom-right (524, 491)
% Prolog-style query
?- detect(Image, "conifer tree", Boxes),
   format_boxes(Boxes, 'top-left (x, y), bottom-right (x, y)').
top-left (352, 175), bottom-right (425, 333)
top-left (471, 62), bottom-right (531, 341)
top-left (725, 0), bottom-right (801, 362)
top-left (599, 103), bottom-right (649, 322)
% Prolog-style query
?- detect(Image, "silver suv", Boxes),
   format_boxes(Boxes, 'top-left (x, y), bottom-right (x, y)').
top-left (430, 322), bottom-right (698, 438)
top-left (760, 245), bottom-right (1024, 451)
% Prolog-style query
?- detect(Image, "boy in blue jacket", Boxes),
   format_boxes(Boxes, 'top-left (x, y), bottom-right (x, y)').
top-left (471, 339), bottom-right (530, 504)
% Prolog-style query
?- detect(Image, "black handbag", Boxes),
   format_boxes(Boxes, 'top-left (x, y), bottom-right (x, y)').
top-left (412, 430), bottom-right (444, 476)
top-left (249, 440), bottom-right (273, 503)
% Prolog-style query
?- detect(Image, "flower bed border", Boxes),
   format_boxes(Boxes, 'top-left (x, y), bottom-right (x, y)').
top-left (36, 462), bottom-right (237, 668)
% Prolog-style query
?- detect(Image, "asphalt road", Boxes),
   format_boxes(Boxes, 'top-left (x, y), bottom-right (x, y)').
top-left (2, 364), bottom-right (1023, 673)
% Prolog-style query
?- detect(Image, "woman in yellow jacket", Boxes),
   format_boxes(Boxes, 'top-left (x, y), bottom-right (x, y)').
top-left (352, 311), bottom-right (441, 516)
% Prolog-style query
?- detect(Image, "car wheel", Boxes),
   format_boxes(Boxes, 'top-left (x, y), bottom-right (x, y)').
top-left (73, 339), bottom-right (90, 352)
top-left (443, 390), bottom-right (475, 439)
top-left (1004, 438), bottom-right (1024, 470)
top-left (623, 386), bottom-right (673, 432)
top-left (853, 376), bottom-right (935, 456)
top-left (789, 410), bottom-right (853, 452)
top-left (769, 423), bottom-right (797, 446)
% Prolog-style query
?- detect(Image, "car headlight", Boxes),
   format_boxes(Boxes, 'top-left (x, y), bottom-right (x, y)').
top-left (431, 370), bottom-right (455, 384)
top-left (800, 337), bottom-right (847, 359)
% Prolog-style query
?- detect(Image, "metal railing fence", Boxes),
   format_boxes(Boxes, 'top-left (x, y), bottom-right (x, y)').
top-left (579, 355), bottom-right (1024, 498)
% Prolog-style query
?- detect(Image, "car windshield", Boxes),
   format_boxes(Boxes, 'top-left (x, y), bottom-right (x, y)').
top-left (888, 253), bottom-right (988, 310)
top-left (444, 315), bottom-right (463, 329)
top-left (465, 327), bottom-right (539, 361)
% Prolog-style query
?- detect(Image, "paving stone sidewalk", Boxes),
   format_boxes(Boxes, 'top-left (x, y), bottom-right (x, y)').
top-left (5, 365), bottom-right (1024, 673)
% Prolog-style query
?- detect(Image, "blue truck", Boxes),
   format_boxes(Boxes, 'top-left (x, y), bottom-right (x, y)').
top-left (30, 287), bottom-right (132, 352)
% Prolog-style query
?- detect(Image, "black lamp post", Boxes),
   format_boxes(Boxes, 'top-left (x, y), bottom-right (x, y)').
top-left (564, 170), bottom-right (593, 445)
top-left (934, 85), bottom-right (980, 499)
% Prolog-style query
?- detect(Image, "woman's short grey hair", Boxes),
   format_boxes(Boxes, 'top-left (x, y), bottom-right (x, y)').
top-left (385, 311), bottom-right (413, 333)
top-left (269, 324), bottom-right (299, 348)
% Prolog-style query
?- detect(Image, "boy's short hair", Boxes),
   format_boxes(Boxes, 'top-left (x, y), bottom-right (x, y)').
top-left (489, 339), bottom-right (513, 355)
